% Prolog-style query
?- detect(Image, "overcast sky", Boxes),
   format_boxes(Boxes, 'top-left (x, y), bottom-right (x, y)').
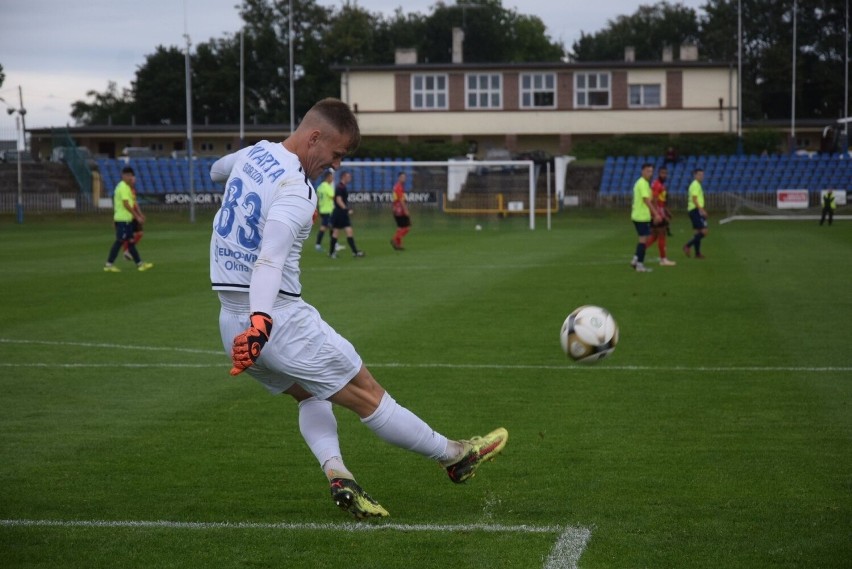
top-left (0, 0), bottom-right (707, 131)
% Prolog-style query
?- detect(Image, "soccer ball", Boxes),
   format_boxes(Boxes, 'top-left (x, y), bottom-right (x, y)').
top-left (560, 305), bottom-right (619, 363)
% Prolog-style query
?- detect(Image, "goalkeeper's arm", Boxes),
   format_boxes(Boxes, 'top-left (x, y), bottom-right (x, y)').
top-left (211, 146), bottom-right (253, 184)
top-left (229, 200), bottom-right (305, 375)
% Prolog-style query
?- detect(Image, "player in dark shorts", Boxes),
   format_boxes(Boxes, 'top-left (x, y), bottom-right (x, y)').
top-left (328, 170), bottom-right (365, 258)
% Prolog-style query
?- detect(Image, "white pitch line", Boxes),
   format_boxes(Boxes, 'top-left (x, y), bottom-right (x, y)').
top-left (1, 518), bottom-right (591, 568)
top-left (545, 526), bottom-right (592, 569)
top-left (0, 338), bottom-right (222, 356)
top-left (0, 363), bottom-right (221, 369)
top-left (307, 259), bottom-right (628, 272)
top-left (2, 339), bottom-right (850, 373)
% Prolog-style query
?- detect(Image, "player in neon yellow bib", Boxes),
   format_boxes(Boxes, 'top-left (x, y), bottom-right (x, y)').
top-left (103, 166), bottom-right (153, 272)
top-left (683, 168), bottom-right (708, 259)
top-left (313, 170), bottom-right (336, 250)
top-left (629, 163), bottom-right (661, 272)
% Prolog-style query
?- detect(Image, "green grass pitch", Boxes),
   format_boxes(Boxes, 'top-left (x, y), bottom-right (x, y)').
top-left (1, 209), bottom-right (850, 568)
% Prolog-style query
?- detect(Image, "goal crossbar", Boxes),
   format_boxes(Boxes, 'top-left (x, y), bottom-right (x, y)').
top-left (339, 159), bottom-right (538, 229)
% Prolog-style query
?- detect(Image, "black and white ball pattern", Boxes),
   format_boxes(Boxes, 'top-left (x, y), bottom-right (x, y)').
top-left (560, 305), bottom-right (619, 363)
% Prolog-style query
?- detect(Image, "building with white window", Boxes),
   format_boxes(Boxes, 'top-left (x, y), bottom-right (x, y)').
top-left (335, 47), bottom-right (738, 156)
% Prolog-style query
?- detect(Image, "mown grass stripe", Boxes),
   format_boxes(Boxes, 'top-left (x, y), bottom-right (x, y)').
top-left (0, 518), bottom-right (565, 534)
top-left (1, 361), bottom-right (850, 373)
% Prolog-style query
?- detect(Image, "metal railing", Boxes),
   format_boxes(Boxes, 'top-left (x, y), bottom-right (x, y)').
top-left (51, 128), bottom-right (92, 203)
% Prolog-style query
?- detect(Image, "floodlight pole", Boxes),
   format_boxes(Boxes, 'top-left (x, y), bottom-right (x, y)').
top-left (843, 0), bottom-right (849, 154)
top-left (6, 89), bottom-right (27, 224)
top-left (289, 0), bottom-right (295, 134)
top-left (240, 22), bottom-right (245, 149)
top-left (184, 32), bottom-right (196, 223)
top-left (736, 0), bottom-right (743, 154)
top-left (15, 114), bottom-right (23, 224)
top-left (17, 86), bottom-right (27, 152)
top-left (790, 0), bottom-right (797, 154)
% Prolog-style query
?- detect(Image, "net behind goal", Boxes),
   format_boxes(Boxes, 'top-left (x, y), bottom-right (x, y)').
top-left (719, 190), bottom-right (850, 224)
top-left (338, 159), bottom-right (551, 229)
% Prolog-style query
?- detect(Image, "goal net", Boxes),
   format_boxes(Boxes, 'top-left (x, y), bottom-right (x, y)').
top-left (337, 159), bottom-right (554, 229)
top-left (719, 190), bottom-right (849, 224)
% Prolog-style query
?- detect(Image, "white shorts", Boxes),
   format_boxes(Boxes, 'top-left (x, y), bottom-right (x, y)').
top-left (218, 292), bottom-right (362, 400)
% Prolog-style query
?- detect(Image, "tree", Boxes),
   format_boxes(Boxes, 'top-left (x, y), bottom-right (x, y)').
top-left (0, 63), bottom-right (5, 91)
top-left (238, 0), bottom-right (335, 123)
top-left (132, 46), bottom-right (188, 125)
top-left (70, 81), bottom-right (134, 125)
top-left (68, 0), bottom-right (568, 126)
top-left (569, 0), bottom-right (849, 122)
top-left (322, 2), bottom-right (381, 65)
top-left (570, 2), bottom-right (700, 61)
top-left (414, 0), bottom-right (563, 63)
top-left (69, 44), bottom-right (208, 126)
top-left (509, 14), bottom-right (566, 63)
top-left (372, 9), bottom-right (430, 64)
top-left (700, 0), bottom-right (849, 121)
top-left (193, 36), bottom-right (241, 124)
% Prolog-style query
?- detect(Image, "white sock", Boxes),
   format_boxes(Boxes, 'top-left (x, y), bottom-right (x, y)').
top-left (361, 392), bottom-right (450, 461)
top-left (298, 397), bottom-right (352, 479)
top-left (321, 457), bottom-right (350, 480)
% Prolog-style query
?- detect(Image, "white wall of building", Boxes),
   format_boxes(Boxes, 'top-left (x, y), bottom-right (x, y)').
top-left (340, 64), bottom-right (739, 141)
top-left (356, 109), bottom-right (734, 136)
top-left (343, 72), bottom-right (395, 110)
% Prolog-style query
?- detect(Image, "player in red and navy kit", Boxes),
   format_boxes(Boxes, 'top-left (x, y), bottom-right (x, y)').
top-left (390, 171), bottom-right (410, 250)
top-left (645, 166), bottom-right (676, 266)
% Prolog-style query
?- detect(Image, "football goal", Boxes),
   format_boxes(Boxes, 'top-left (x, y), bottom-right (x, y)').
top-left (338, 159), bottom-right (555, 229)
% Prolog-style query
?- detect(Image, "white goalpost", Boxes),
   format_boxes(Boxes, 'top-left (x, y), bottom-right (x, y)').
top-left (338, 159), bottom-right (542, 229)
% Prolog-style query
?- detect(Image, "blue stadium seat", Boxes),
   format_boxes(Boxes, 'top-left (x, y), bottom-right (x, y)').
top-left (346, 158), bottom-right (361, 189)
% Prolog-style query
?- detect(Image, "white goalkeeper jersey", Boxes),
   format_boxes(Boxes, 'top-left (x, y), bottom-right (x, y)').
top-left (210, 140), bottom-right (316, 301)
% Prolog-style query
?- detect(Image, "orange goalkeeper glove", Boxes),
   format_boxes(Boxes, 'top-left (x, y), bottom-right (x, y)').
top-left (229, 312), bottom-right (273, 376)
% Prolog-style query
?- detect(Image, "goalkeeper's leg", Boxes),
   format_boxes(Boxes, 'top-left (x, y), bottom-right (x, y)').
top-left (293, 388), bottom-right (388, 518)
top-left (330, 367), bottom-right (507, 479)
top-left (297, 395), bottom-right (352, 480)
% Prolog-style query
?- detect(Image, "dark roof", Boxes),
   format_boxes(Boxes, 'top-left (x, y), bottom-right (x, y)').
top-left (331, 60), bottom-right (733, 72)
top-left (28, 124), bottom-right (291, 136)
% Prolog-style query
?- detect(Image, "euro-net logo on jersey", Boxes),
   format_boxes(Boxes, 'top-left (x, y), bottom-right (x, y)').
top-left (217, 247), bottom-right (257, 272)
top-left (776, 189), bottom-right (809, 209)
top-left (217, 248), bottom-right (257, 263)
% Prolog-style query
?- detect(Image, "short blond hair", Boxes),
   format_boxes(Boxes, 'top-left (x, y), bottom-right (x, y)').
top-left (305, 98), bottom-right (361, 153)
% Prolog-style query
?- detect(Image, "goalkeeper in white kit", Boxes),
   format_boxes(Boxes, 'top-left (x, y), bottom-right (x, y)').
top-left (209, 97), bottom-right (507, 518)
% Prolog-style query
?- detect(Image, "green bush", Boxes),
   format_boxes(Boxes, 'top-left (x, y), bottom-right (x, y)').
top-left (742, 128), bottom-right (782, 155)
